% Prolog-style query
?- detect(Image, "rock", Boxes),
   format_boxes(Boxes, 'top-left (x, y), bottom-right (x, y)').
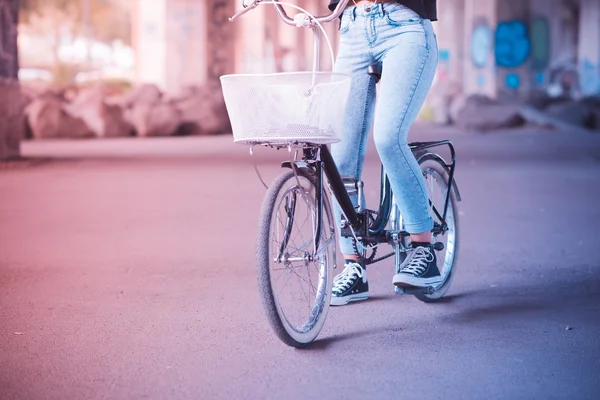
top-left (526, 90), bottom-right (567, 110)
top-left (448, 94), bottom-right (467, 125)
top-left (25, 98), bottom-right (94, 139)
top-left (0, 78), bottom-right (27, 159)
top-left (464, 94), bottom-right (496, 107)
top-left (454, 95), bottom-right (524, 131)
top-left (124, 101), bottom-right (181, 137)
top-left (543, 101), bottom-right (593, 128)
top-left (115, 83), bottom-right (181, 137)
top-left (65, 86), bottom-right (133, 138)
top-left (170, 84), bottom-right (232, 135)
top-left (430, 80), bottom-right (463, 125)
top-left (118, 83), bottom-right (162, 109)
top-left (519, 106), bottom-right (592, 134)
top-left (550, 102), bottom-right (590, 125)
top-left (580, 97), bottom-right (600, 131)
top-left (589, 108), bottom-right (600, 131)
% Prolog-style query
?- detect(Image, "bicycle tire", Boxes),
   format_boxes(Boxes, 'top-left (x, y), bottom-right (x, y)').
top-left (256, 169), bottom-right (335, 347)
top-left (414, 155), bottom-right (460, 302)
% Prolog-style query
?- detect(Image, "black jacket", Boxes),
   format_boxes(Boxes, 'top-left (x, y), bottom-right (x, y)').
top-left (328, 0), bottom-right (437, 21)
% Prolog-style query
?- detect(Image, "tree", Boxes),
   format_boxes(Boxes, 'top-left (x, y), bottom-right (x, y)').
top-left (20, 0), bottom-right (131, 46)
top-left (19, 0), bottom-right (131, 84)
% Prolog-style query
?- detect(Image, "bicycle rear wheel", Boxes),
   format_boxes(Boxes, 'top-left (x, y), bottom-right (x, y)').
top-left (414, 156), bottom-right (459, 302)
top-left (256, 169), bottom-right (335, 347)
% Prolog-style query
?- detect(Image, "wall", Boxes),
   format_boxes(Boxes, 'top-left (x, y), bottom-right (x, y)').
top-left (578, 0), bottom-right (600, 96)
top-left (131, 0), bottom-right (600, 101)
top-left (529, 0), bottom-right (580, 97)
top-left (463, 0), bottom-right (498, 98)
top-left (428, 0), bottom-right (465, 122)
top-left (204, 0), bottom-right (236, 83)
top-left (237, 3), bottom-right (271, 73)
top-left (0, 0), bottom-right (20, 160)
top-left (495, 0), bottom-right (531, 98)
top-left (235, 0), bottom-right (337, 74)
top-left (165, 0), bottom-right (208, 92)
top-left (133, 0), bottom-right (234, 93)
top-left (0, 0), bottom-right (18, 79)
top-left (133, 0), bottom-right (168, 89)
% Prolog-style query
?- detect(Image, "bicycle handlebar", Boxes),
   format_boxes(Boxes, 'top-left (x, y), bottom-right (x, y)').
top-left (230, 0), bottom-right (351, 25)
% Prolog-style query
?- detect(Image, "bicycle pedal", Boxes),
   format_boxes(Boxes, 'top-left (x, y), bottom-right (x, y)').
top-left (394, 286), bottom-right (435, 295)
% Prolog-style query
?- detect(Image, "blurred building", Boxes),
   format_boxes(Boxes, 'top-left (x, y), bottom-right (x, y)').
top-left (435, 0), bottom-right (599, 101)
top-left (131, 0), bottom-right (600, 100)
top-left (131, 0), bottom-right (338, 93)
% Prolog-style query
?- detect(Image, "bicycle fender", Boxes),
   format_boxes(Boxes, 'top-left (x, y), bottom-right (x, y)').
top-left (416, 153), bottom-right (462, 202)
top-left (281, 161), bottom-right (312, 172)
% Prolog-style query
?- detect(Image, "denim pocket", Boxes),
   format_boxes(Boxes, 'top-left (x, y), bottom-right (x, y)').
top-left (339, 15), bottom-right (352, 34)
top-left (385, 5), bottom-right (422, 26)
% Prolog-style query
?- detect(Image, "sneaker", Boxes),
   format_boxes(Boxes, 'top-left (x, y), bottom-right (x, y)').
top-left (393, 244), bottom-right (442, 288)
top-left (330, 261), bottom-right (369, 306)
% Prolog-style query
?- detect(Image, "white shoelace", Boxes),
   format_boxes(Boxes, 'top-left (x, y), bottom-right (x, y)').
top-left (401, 247), bottom-right (435, 275)
top-left (332, 262), bottom-right (364, 292)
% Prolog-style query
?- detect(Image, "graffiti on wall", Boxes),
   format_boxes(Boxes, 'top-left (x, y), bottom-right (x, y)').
top-left (530, 17), bottom-right (550, 87)
top-left (530, 17), bottom-right (550, 72)
top-left (581, 58), bottom-right (600, 96)
top-left (470, 20), bottom-right (492, 68)
top-left (438, 49), bottom-right (450, 81)
top-left (495, 20), bottom-right (530, 69)
top-left (0, 0), bottom-right (18, 79)
top-left (494, 20), bottom-right (531, 90)
top-left (505, 73), bottom-right (520, 90)
top-left (207, 0), bottom-right (235, 82)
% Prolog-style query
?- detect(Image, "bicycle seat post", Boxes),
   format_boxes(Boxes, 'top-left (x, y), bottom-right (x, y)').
top-left (357, 180), bottom-right (364, 211)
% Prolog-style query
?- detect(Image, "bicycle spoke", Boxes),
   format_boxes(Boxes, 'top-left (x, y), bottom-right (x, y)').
top-left (258, 170), bottom-right (334, 345)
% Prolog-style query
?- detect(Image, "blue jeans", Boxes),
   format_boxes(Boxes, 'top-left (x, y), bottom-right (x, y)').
top-left (332, 3), bottom-right (438, 255)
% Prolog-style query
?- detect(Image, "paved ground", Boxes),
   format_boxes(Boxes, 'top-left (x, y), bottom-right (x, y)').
top-left (1, 124), bottom-right (599, 399)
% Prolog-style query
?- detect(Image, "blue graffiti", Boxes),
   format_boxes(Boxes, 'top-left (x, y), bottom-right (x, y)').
top-left (581, 58), bottom-right (600, 96)
top-left (495, 21), bottom-right (530, 68)
top-left (535, 72), bottom-right (545, 86)
top-left (439, 49), bottom-right (450, 62)
top-left (477, 74), bottom-right (486, 88)
top-left (471, 22), bottom-right (492, 68)
top-left (506, 73), bottom-right (520, 89)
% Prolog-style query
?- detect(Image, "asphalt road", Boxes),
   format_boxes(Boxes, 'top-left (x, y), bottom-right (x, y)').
top-left (1, 124), bottom-right (599, 399)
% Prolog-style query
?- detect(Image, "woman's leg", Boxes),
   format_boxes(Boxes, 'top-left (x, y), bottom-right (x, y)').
top-left (329, 7), bottom-right (377, 305)
top-left (371, 7), bottom-right (441, 287)
top-left (331, 8), bottom-right (377, 260)
top-left (373, 19), bottom-right (438, 238)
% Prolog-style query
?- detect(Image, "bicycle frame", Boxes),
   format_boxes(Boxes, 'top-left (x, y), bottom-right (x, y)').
top-left (284, 140), bottom-right (460, 258)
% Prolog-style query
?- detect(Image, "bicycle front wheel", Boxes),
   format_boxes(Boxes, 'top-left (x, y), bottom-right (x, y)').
top-left (256, 169), bottom-right (335, 347)
top-left (414, 156), bottom-right (460, 302)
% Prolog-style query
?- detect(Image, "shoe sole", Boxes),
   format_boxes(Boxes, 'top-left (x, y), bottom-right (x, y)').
top-left (392, 274), bottom-right (442, 288)
top-left (330, 292), bottom-right (370, 306)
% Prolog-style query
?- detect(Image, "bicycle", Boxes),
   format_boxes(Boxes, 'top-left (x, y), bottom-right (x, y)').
top-left (220, 0), bottom-right (461, 348)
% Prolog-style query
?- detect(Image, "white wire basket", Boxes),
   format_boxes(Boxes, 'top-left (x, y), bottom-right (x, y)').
top-left (220, 72), bottom-right (352, 145)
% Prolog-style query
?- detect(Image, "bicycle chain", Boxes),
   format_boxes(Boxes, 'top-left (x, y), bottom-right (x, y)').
top-left (352, 236), bottom-right (395, 265)
top-left (350, 209), bottom-right (395, 265)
